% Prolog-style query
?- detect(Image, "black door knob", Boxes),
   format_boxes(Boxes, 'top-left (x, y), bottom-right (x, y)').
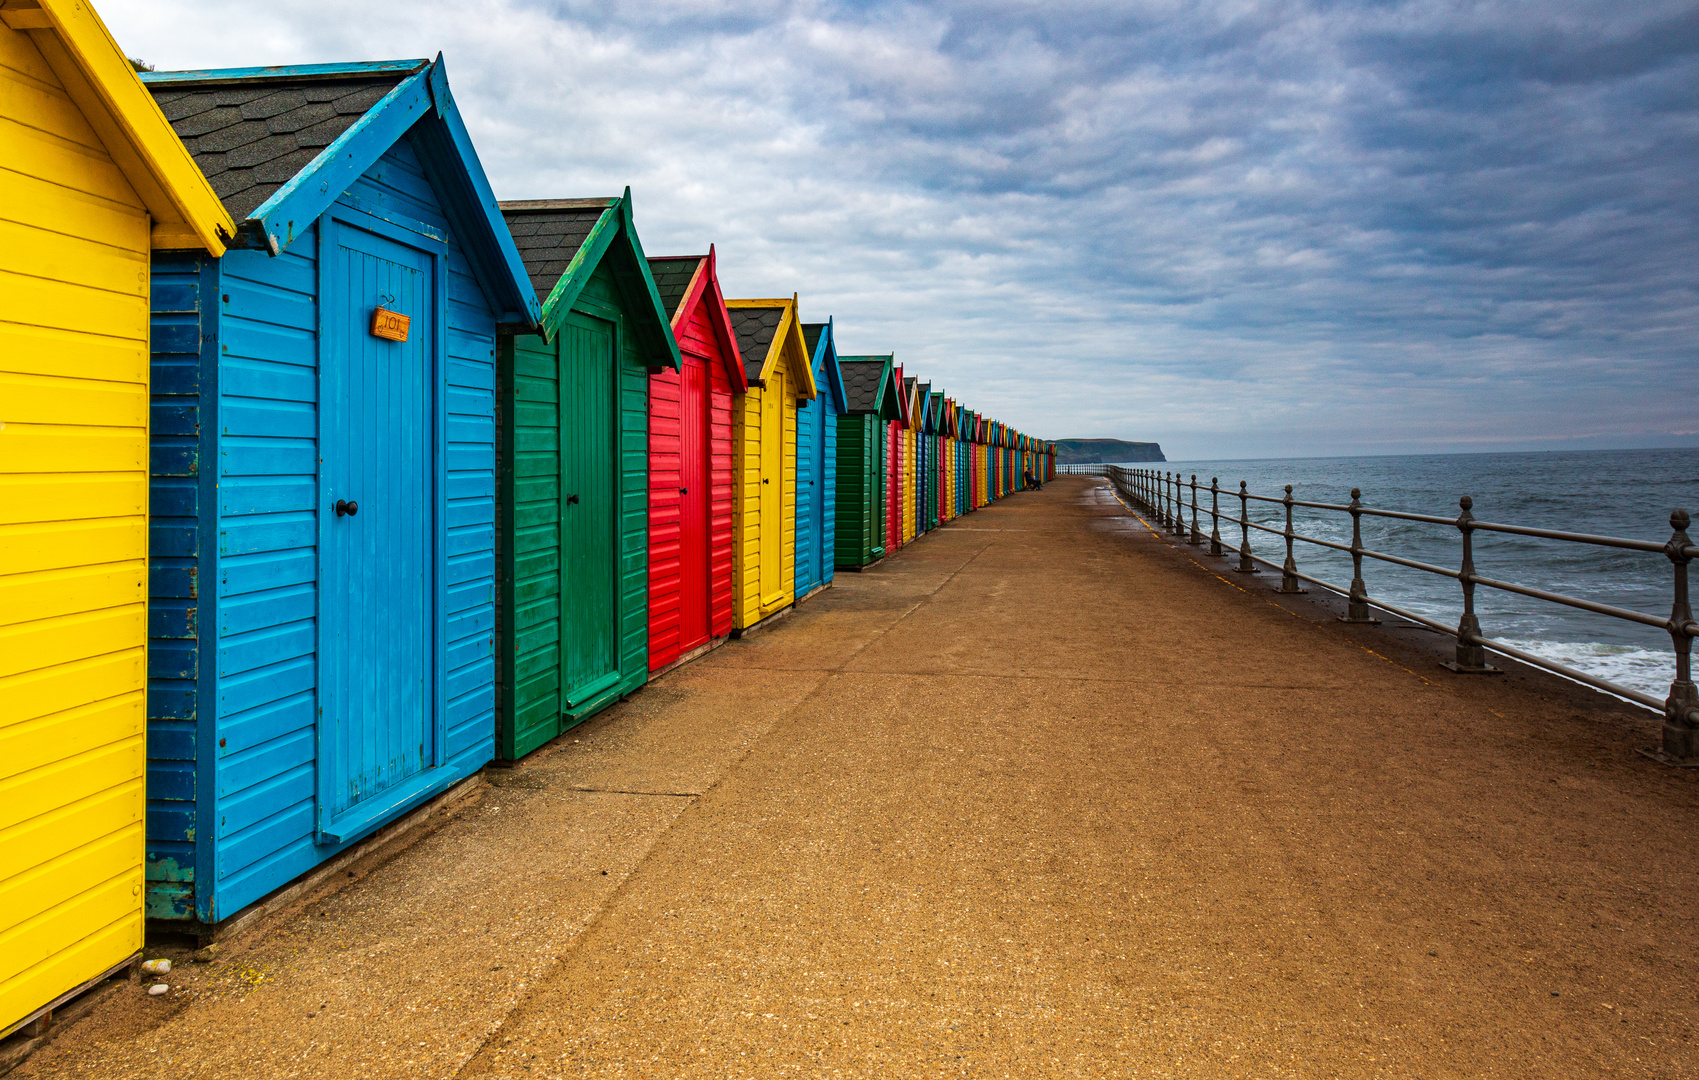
top-left (762, 478), bottom-right (770, 484)
top-left (567, 494), bottom-right (580, 505)
top-left (335, 499), bottom-right (358, 517)
top-left (680, 487), bottom-right (688, 494)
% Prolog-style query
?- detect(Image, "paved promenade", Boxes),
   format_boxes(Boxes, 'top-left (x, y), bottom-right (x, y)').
top-left (21, 477), bottom-right (1699, 1079)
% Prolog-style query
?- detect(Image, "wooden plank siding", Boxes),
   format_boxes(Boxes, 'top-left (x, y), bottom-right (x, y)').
top-left (143, 136), bottom-right (504, 923)
top-left (647, 287), bottom-right (735, 671)
top-left (0, 0), bottom-right (232, 1028)
top-left (0, 19), bottom-right (150, 1031)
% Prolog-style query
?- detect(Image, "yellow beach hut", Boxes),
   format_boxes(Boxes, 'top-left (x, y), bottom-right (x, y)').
top-left (0, 0), bottom-right (233, 1036)
top-left (725, 297), bottom-right (816, 631)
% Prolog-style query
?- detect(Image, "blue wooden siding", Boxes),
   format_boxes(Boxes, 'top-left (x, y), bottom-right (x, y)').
top-left (795, 388), bottom-right (819, 595)
top-left (821, 384), bottom-right (836, 586)
top-left (145, 133), bottom-right (499, 923)
top-left (145, 252), bottom-right (217, 919)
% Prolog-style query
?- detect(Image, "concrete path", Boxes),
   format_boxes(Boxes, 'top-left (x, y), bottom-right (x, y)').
top-left (21, 478), bottom-right (1699, 1079)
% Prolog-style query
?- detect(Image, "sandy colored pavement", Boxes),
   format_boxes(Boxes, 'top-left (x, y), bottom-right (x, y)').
top-left (19, 477), bottom-right (1699, 1079)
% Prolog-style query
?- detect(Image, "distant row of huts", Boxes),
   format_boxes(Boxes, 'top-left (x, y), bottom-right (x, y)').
top-left (0, 0), bottom-right (1056, 1037)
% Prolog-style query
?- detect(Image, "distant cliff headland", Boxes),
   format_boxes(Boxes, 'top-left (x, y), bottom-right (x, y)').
top-left (1053, 439), bottom-right (1166, 464)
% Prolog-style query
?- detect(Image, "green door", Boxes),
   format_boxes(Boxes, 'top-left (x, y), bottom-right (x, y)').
top-left (559, 310), bottom-right (619, 710)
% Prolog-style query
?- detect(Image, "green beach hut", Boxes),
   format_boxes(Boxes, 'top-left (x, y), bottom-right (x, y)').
top-left (834, 356), bottom-right (902, 569)
top-left (497, 192), bottom-right (680, 760)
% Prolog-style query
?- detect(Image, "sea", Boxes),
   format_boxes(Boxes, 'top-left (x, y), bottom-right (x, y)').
top-left (1107, 448), bottom-right (1699, 705)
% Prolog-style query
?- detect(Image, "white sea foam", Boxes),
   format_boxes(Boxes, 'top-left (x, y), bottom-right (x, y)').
top-left (1496, 639), bottom-right (1675, 701)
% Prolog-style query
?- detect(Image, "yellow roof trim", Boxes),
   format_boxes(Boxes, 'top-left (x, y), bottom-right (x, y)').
top-left (21, 0), bottom-right (234, 253)
top-left (727, 296), bottom-right (818, 399)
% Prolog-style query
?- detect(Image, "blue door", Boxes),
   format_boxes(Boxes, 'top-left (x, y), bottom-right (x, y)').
top-left (317, 211), bottom-right (442, 844)
top-left (797, 399), bottom-right (821, 592)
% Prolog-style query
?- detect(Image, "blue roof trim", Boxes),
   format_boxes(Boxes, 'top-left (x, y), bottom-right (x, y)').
top-left (192, 55), bottom-right (541, 328)
top-left (244, 68), bottom-right (435, 255)
top-left (812, 316), bottom-right (848, 415)
top-left (420, 56), bottom-right (542, 329)
top-left (140, 60), bottom-right (428, 85)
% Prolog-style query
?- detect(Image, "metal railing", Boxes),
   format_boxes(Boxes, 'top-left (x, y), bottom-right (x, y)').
top-left (1064, 464), bottom-right (1699, 763)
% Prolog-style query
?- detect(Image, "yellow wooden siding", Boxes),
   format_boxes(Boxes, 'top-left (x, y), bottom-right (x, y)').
top-left (0, 19), bottom-right (148, 1033)
top-left (779, 385), bottom-right (796, 615)
top-left (731, 386), bottom-right (762, 629)
top-left (902, 429), bottom-right (916, 543)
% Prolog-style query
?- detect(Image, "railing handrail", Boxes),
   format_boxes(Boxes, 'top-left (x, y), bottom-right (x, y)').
top-left (1085, 465), bottom-right (1699, 762)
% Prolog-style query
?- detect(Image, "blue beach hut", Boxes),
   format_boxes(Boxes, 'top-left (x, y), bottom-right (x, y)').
top-left (795, 319), bottom-right (845, 600)
top-left (140, 57), bottom-right (540, 927)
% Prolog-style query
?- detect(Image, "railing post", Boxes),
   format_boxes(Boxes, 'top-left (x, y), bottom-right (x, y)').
top-left (1162, 471), bottom-right (1173, 529)
top-left (1209, 478), bottom-right (1222, 556)
top-left (1171, 473), bottom-right (1185, 536)
top-left (1277, 484), bottom-right (1305, 593)
top-left (1189, 474), bottom-right (1202, 545)
top-left (1655, 510), bottom-right (1699, 762)
top-left (1339, 488), bottom-right (1379, 624)
top-left (1234, 481), bottom-right (1257, 573)
top-left (1443, 495), bottom-right (1500, 673)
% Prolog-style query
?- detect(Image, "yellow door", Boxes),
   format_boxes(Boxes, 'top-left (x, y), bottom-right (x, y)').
top-left (759, 371), bottom-right (785, 610)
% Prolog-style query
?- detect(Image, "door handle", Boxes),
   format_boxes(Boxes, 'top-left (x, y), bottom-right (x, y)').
top-left (567, 494), bottom-right (580, 505)
top-left (335, 499), bottom-right (358, 517)
top-left (680, 487), bottom-right (688, 495)
top-left (762, 478), bottom-right (770, 484)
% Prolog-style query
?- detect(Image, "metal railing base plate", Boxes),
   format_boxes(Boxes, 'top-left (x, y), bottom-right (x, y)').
top-left (1440, 660), bottom-right (1504, 675)
top-left (1337, 615), bottom-right (1382, 626)
top-left (1636, 747), bottom-right (1699, 769)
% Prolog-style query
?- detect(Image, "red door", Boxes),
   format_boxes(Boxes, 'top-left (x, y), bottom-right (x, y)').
top-left (678, 353), bottom-right (710, 651)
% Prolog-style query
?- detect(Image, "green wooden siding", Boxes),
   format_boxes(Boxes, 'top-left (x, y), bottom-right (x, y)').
top-left (834, 414), bottom-right (885, 568)
top-left (498, 262), bottom-right (649, 762)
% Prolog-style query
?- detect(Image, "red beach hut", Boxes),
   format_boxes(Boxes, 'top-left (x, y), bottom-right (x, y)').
top-left (885, 363), bottom-right (909, 554)
top-left (646, 248), bottom-right (748, 673)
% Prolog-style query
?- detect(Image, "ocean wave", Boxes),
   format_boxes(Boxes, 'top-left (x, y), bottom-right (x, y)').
top-left (1494, 638), bottom-right (1675, 700)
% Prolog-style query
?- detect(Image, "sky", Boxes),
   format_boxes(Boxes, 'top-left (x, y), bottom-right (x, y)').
top-left (104, 0), bottom-right (1699, 460)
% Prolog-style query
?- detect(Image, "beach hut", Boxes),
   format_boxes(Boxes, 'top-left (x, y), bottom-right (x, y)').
top-left (912, 382), bottom-right (931, 536)
top-left (927, 390), bottom-right (945, 530)
top-left (0, 0), bottom-right (234, 1031)
top-left (726, 297), bottom-right (816, 630)
top-left (137, 58), bottom-right (540, 925)
top-left (833, 357), bottom-right (900, 569)
top-left (901, 377), bottom-right (918, 545)
top-left (884, 364), bottom-right (907, 555)
top-left (940, 399), bottom-right (957, 524)
top-left (497, 193), bottom-right (678, 760)
top-left (795, 320), bottom-right (845, 600)
top-left (644, 248), bottom-right (745, 676)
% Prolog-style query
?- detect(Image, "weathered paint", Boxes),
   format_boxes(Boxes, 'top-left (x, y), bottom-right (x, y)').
top-left (140, 59), bottom-right (536, 925)
top-left (726, 298), bottom-right (815, 630)
top-left (0, 0), bottom-right (233, 1033)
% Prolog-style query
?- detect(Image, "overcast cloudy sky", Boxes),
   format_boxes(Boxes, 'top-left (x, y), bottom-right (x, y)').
top-left (106, 0), bottom-right (1698, 459)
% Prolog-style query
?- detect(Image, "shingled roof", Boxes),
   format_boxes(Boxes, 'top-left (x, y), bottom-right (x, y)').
top-left (499, 199), bottom-right (618, 299)
top-left (839, 359), bottom-right (890, 414)
top-left (646, 256), bottom-right (705, 321)
top-left (145, 64), bottom-right (424, 221)
top-left (728, 305), bottom-right (785, 384)
top-left (801, 322), bottom-right (824, 358)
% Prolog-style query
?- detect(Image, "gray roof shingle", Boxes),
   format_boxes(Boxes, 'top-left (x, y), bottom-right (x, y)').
top-left (147, 72), bottom-right (414, 220)
top-left (499, 199), bottom-right (618, 299)
top-left (729, 305), bottom-right (785, 384)
top-left (646, 256), bottom-right (705, 322)
top-left (838, 358), bottom-right (891, 414)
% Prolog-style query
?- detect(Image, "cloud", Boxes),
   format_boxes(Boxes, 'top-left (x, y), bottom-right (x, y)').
top-left (103, 0), bottom-right (1699, 457)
